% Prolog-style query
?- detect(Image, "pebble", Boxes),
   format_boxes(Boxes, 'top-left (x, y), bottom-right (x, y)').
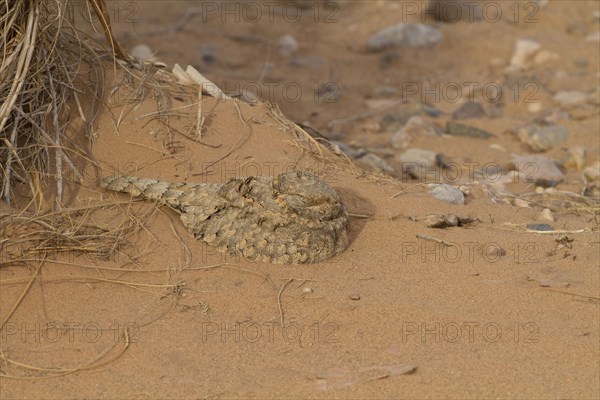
top-left (367, 23), bottom-right (443, 52)
top-left (302, 287), bottom-right (313, 294)
top-left (331, 141), bottom-right (357, 158)
top-left (508, 39), bottom-right (541, 70)
top-left (517, 123), bottom-right (568, 152)
top-left (397, 148), bottom-right (439, 178)
top-left (553, 90), bottom-right (588, 109)
top-left (538, 208), bottom-right (555, 222)
top-left (510, 155), bottom-right (565, 184)
top-left (527, 223), bottom-right (554, 232)
top-left (198, 44), bottom-right (218, 64)
top-left (355, 152), bottom-right (395, 174)
top-left (350, 292), bottom-right (361, 301)
top-left (513, 198), bottom-right (530, 208)
top-left (584, 162), bottom-right (600, 182)
top-left (428, 184), bottom-right (465, 205)
top-left (560, 146), bottom-right (587, 171)
top-left (446, 121), bottom-right (494, 139)
top-left (583, 162), bottom-right (600, 197)
top-left (379, 102), bottom-right (440, 131)
top-left (277, 34), bottom-right (299, 56)
top-left (236, 90), bottom-right (260, 105)
top-left (452, 102), bottom-right (485, 120)
top-left (391, 116), bottom-right (442, 149)
top-left (425, 214), bottom-right (477, 228)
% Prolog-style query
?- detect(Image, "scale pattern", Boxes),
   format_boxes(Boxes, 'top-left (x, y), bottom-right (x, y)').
top-left (101, 171), bottom-right (349, 264)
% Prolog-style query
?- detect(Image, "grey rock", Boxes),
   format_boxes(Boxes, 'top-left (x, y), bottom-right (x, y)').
top-left (367, 23), bottom-right (443, 52)
top-left (391, 116), bottom-right (442, 149)
top-left (355, 152), bottom-right (395, 174)
top-left (517, 123), bottom-right (568, 152)
top-left (560, 146), bottom-right (587, 171)
top-left (425, 214), bottom-right (477, 228)
top-left (527, 223), bottom-right (554, 232)
top-left (553, 90), bottom-right (588, 109)
top-left (397, 148), bottom-right (439, 179)
top-left (446, 121), bottom-right (494, 139)
top-left (331, 141), bottom-right (357, 158)
top-left (510, 154), bottom-right (565, 184)
top-left (452, 102), bottom-right (485, 120)
top-left (428, 184), bottom-right (465, 205)
top-left (583, 162), bottom-right (600, 197)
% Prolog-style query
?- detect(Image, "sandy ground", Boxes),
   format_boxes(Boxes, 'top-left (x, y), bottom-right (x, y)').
top-left (1, 0), bottom-right (599, 398)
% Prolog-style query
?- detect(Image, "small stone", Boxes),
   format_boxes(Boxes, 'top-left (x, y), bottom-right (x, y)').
top-left (513, 198), bottom-right (530, 208)
top-left (428, 184), bottom-right (465, 205)
top-left (452, 102), bottom-right (485, 120)
top-left (356, 152), bottom-right (395, 174)
top-left (510, 155), bottom-right (565, 184)
top-left (509, 39), bottom-right (541, 69)
top-left (458, 185), bottom-right (471, 196)
top-left (425, 214), bottom-right (477, 228)
top-left (397, 148), bottom-right (439, 179)
top-left (446, 121), bottom-right (494, 139)
top-left (583, 162), bottom-right (600, 197)
top-left (560, 147), bottom-right (587, 171)
top-left (278, 34), bottom-right (299, 56)
top-left (535, 186), bottom-right (545, 194)
top-left (302, 287), bottom-right (313, 293)
top-left (236, 90), bottom-right (260, 105)
top-left (517, 123), bottom-right (568, 152)
top-left (350, 292), bottom-right (361, 301)
top-left (391, 116), bottom-right (442, 149)
top-left (527, 223), bottom-right (554, 232)
top-left (553, 91), bottom-right (588, 109)
top-left (367, 23), bottom-right (443, 52)
top-left (584, 162), bottom-right (600, 183)
top-left (198, 44), bottom-right (218, 64)
top-left (538, 208), bottom-right (555, 222)
top-left (331, 141), bottom-right (357, 158)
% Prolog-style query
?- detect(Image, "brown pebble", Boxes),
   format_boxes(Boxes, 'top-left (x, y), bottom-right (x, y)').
top-left (350, 293), bottom-right (361, 301)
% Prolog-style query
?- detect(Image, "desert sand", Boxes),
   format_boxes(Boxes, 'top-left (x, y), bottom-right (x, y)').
top-left (1, 1), bottom-right (599, 398)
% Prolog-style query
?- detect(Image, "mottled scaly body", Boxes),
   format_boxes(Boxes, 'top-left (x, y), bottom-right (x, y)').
top-left (101, 171), bottom-right (349, 264)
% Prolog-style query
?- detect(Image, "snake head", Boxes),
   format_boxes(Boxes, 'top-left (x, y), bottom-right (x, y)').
top-left (273, 171), bottom-right (345, 221)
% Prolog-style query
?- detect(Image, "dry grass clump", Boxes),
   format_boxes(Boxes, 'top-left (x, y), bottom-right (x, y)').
top-left (0, 0), bottom-right (128, 209)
